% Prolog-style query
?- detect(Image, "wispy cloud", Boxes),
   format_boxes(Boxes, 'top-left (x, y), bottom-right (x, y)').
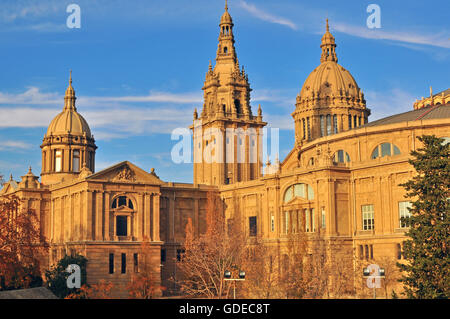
top-left (0, 140), bottom-right (32, 151)
top-left (0, 87), bottom-right (60, 105)
top-left (238, 1), bottom-right (298, 31)
top-left (365, 88), bottom-right (417, 121)
top-left (333, 22), bottom-right (450, 49)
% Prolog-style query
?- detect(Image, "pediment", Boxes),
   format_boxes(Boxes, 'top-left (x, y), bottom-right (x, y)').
top-left (0, 180), bottom-right (18, 195)
top-left (86, 161), bottom-right (163, 185)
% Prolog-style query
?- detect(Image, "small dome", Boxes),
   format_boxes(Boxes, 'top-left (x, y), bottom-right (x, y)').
top-left (46, 109), bottom-right (92, 137)
top-left (45, 71), bottom-right (92, 138)
top-left (220, 11), bottom-right (232, 24)
top-left (220, 1), bottom-right (233, 25)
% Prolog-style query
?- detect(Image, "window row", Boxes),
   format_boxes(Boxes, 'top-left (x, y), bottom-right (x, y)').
top-left (361, 202), bottom-right (411, 231)
top-left (108, 252), bottom-right (139, 274)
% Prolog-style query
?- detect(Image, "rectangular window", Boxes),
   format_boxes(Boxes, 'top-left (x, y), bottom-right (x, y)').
top-left (364, 245), bottom-right (369, 260)
top-left (354, 115), bottom-right (357, 128)
top-left (133, 253), bottom-right (138, 273)
top-left (116, 216), bottom-right (128, 236)
top-left (370, 245), bottom-right (373, 259)
top-left (333, 115), bottom-right (338, 134)
top-left (320, 115), bottom-right (325, 137)
top-left (121, 253), bottom-right (126, 274)
top-left (271, 215), bottom-right (275, 232)
top-left (362, 205), bottom-right (374, 230)
top-left (399, 201), bottom-right (412, 228)
top-left (73, 150), bottom-right (80, 172)
top-left (326, 115), bottom-right (332, 135)
top-left (396, 244), bottom-right (402, 260)
top-left (348, 115), bottom-right (352, 129)
top-left (161, 249), bottom-right (166, 263)
top-left (302, 119), bottom-right (306, 139)
top-left (311, 208), bottom-right (315, 232)
top-left (55, 150), bottom-right (62, 172)
top-left (176, 249), bottom-right (185, 262)
top-left (321, 207), bottom-right (326, 229)
top-left (305, 209), bottom-right (310, 232)
top-left (249, 216), bottom-right (257, 237)
top-left (284, 211), bottom-right (289, 234)
top-left (307, 117), bottom-right (311, 140)
top-left (359, 245), bottom-right (364, 260)
top-left (109, 253), bottom-right (114, 274)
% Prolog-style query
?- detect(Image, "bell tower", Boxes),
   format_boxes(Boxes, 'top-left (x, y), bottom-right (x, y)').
top-left (192, 2), bottom-right (266, 186)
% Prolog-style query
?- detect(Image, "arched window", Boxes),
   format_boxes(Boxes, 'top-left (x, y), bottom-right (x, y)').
top-left (302, 118), bottom-right (306, 139)
top-left (371, 143), bottom-right (401, 159)
top-left (334, 150), bottom-right (351, 163)
top-left (348, 115), bottom-right (352, 129)
top-left (112, 196), bottom-right (135, 238)
top-left (112, 196), bottom-right (134, 209)
top-left (283, 183), bottom-right (314, 203)
top-left (224, 46), bottom-right (228, 54)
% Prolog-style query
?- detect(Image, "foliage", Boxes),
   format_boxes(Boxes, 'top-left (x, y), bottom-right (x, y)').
top-left (127, 238), bottom-right (166, 299)
top-left (177, 191), bottom-right (245, 298)
top-left (398, 135), bottom-right (449, 299)
top-left (66, 280), bottom-right (114, 299)
top-left (0, 195), bottom-right (48, 291)
top-left (45, 253), bottom-right (88, 299)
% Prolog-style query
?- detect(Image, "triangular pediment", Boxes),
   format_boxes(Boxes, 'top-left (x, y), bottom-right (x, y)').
top-left (86, 161), bottom-right (163, 185)
top-left (0, 180), bottom-right (19, 195)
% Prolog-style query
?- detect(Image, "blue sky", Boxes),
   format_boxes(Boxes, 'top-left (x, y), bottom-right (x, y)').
top-left (0, 0), bottom-right (449, 183)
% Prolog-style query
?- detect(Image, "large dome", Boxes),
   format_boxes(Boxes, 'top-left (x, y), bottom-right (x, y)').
top-left (46, 109), bottom-right (91, 137)
top-left (298, 60), bottom-right (365, 108)
top-left (296, 19), bottom-right (366, 109)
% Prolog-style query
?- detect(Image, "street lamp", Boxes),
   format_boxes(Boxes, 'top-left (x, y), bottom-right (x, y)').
top-left (224, 270), bottom-right (245, 299)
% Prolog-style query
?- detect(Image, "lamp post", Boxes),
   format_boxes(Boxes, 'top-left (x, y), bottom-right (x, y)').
top-left (224, 270), bottom-right (246, 299)
top-left (363, 266), bottom-right (385, 299)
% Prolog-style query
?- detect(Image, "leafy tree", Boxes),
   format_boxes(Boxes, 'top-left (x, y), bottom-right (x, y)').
top-left (398, 135), bottom-right (449, 299)
top-left (177, 192), bottom-right (245, 298)
top-left (45, 254), bottom-right (88, 298)
top-left (0, 195), bottom-right (48, 291)
top-left (127, 238), bottom-right (165, 298)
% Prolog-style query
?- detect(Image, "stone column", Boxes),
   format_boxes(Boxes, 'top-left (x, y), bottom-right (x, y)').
top-left (104, 192), bottom-right (110, 240)
top-left (152, 193), bottom-right (161, 241)
top-left (95, 191), bottom-right (103, 241)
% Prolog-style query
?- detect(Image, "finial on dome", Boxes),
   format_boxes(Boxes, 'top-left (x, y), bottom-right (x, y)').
top-left (326, 18), bottom-right (329, 32)
top-left (9, 173), bottom-right (13, 181)
top-left (225, 0), bottom-right (228, 11)
top-left (64, 70), bottom-right (77, 111)
top-left (430, 86), bottom-right (433, 97)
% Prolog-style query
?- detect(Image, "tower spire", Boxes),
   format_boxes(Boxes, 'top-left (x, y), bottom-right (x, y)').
top-left (320, 18), bottom-right (337, 63)
top-left (64, 70), bottom-right (77, 111)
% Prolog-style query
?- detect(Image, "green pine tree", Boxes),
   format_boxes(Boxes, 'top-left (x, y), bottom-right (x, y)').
top-left (398, 135), bottom-right (449, 299)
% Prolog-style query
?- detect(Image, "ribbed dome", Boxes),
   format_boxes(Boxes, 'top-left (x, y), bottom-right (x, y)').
top-left (298, 61), bottom-right (365, 108)
top-left (46, 71), bottom-right (92, 138)
top-left (46, 109), bottom-right (91, 137)
top-left (297, 19), bottom-right (365, 109)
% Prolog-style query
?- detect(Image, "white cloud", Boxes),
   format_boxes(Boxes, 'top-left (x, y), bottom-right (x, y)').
top-left (0, 140), bottom-right (32, 151)
top-left (238, 1), bottom-right (298, 31)
top-left (333, 22), bottom-right (450, 49)
top-left (0, 87), bottom-right (60, 105)
top-left (365, 88), bottom-right (417, 121)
